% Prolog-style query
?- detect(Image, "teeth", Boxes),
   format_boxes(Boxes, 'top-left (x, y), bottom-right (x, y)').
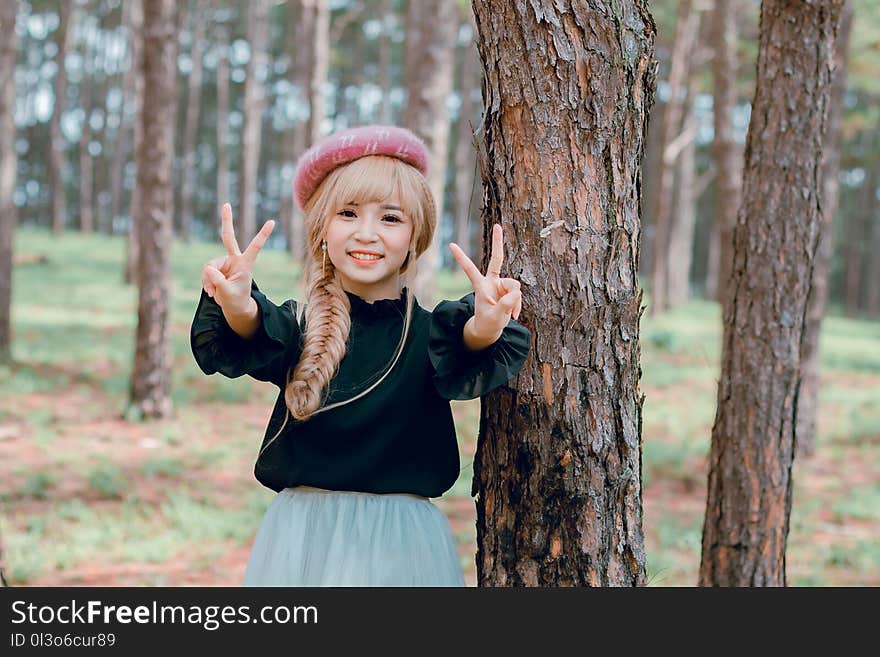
top-left (350, 253), bottom-right (382, 261)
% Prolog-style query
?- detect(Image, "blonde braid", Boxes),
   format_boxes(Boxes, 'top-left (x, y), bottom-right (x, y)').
top-left (284, 255), bottom-right (351, 420)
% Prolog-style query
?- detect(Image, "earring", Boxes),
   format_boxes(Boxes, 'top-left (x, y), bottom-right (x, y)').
top-left (321, 240), bottom-right (327, 277)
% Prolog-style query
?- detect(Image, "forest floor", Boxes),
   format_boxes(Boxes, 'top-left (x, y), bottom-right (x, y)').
top-left (2, 228), bottom-right (879, 586)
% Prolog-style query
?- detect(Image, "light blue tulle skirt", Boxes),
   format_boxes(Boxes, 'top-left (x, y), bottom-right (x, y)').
top-left (243, 485), bottom-right (466, 587)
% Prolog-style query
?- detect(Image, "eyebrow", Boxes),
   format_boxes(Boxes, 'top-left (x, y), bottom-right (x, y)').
top-left (345, 202), bottom-right (403, 211)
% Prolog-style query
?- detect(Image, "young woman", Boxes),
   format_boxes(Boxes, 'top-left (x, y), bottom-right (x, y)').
top-left (191, 125), bottom-right (530, 586)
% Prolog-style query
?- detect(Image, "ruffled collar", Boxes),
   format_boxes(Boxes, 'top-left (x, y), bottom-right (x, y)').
top-left (345, 287), bottom-right (410, 319)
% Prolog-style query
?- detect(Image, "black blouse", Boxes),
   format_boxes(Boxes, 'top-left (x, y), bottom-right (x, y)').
top-left (190, 281), bottom-right (531, 498)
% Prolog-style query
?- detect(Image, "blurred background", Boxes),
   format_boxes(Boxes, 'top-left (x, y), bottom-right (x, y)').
top-left (0, 0), bottom-right (877, 586)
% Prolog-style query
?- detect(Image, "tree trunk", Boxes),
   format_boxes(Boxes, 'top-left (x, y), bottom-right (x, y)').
top-left (279, 0), bottom-right (302, 260)
top-left (129, 0), bottom-right (179, 420)
top-left (378, 0), bottom-right (393, 124)
top-left (179, 0), bottom-right (208, 243)
top-left (305, 0), bottom-right (329, 145)
top-left (866, 146), bottom-right (880, 317)
top-left (92, 8), bottom-right (119, 235)
top-left (471, 0), bottom-right (654, 586)
top-left (453, 9), bottom-right (479, 261)
top-left (215, 15), bottom-right (230, 221)
top-left (797, 0), bottom-right (852, 458)
top-left (707, 0), bottom-right (742, 303)
top-left (78, 5), bottom-right (95, 235)
top-left (109, 0), bottom-right (138, 237)
top-left (125, 0), bottom-right (145, 285)
top-left (50, 1), bottom-right (73, 235)
top-left (236, 0), bottom-right (270, 244)
top-left (666, 102), bottom-right (696, 308)
top-left (288, 0), bottom-right (329, 258)
top-left (648, 0), bottom-right (697, 315)
top-left (403, 0), bottom-right (457, 307)
top-left (699, 0), bottom-right (843, 587)
top-left (0, 0), bottom-right (18, 365)
top-left (844, 130), bottom-right (875, 317)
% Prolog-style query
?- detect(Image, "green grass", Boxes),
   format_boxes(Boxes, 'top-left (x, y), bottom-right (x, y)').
top-left (3, 226), bottom-right (879, 586)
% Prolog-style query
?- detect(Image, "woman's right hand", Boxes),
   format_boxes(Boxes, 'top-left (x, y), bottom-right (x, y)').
top-left (201, 203), bottom-right (275, 315)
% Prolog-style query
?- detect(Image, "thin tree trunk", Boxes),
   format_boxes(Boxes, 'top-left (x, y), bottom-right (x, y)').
top-left (125, 0), bottom-right (145, 285)
top-left (288, 0), bottom-right (329, 258)
top-left (667, 104), bottom-right (697, 307)
top-left (471, 0), bottom-right (655, 586)
top-left (707, 0), bottom-right (742, 303)
top-left (109, 0), bottom-right (138, 236)
top-left (78, 7), bottom-right (94, 235)
top-left (129, 0), bottom-right (179, 419)
top-left (797, 0), bottom-right (852, 458)
top-left (699, 0), bottom-right (843, 587)
top-left (866, 145), bottom-right (880, 317)
top-left (844, 132), bottom-right (875, 317)
top-left (453, 9), bottom-right (479, 260)
top-left (306, 0), bottom-right (329, 145)
top-left (215, 16), bottom-right (230, 220)
top-left (93, 11), bottom-right (119, 235)
top-left (179, 0), bottom-right (209, 243)
top-left (50, 1), bottom-right (73, 235)
top-left (378, 0), bottom-right (393, 124)
top-left (403, 0), bottom-right (457, 307)
top-left (0, 0), bottom-right (18, 365)
top-left (649, 0), bottom-right (697, 315)
top-left (236, 0), bottom-right (270, 244)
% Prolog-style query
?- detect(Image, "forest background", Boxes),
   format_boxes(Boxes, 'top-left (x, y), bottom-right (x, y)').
top-left (0, 0), bottom-right (877, 586)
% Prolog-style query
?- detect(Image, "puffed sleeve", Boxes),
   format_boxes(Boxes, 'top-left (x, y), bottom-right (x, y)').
top-left (190, 280), bottom-right (301, 387)
top-left (428, 292), bottom-right (530, 401)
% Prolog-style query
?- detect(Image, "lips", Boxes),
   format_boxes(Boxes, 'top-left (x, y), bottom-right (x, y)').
top-left (348, 250), bottom-right (384, 262)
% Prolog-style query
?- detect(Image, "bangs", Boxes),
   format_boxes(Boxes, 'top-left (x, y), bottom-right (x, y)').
top-left (323, 156), bottom-right (424, 219)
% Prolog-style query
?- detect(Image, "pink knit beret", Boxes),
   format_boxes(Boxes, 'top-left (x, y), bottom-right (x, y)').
top-left (292, 124), bottom-right (429, 212)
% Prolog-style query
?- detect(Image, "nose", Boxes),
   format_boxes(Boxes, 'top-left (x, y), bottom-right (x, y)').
top-left (352, 214), bottom-right (379, 242)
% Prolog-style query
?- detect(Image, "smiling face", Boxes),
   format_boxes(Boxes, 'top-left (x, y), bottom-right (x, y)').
top-left (302, 155), bottom-right (436, 302)
top-left (324, 195), bottom-right (414, 302)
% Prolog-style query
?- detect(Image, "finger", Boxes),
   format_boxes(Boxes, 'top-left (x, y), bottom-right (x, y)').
top-left (243, 219), bottom-right (276, 262)
top-left (220, 203), bottom-right (242, 256)
top-left (514, 295), bottom-right (522, 320)
top-left (498, 277), bottom-right (521, 295)
top-left (208, 255), bottom-right (231, 274)
top-left (486, 223), bottom-right (504, 278)
top-left (448, 242), bottom-right (484, 289)
top-left (498, 289), bottom-right (520, 316)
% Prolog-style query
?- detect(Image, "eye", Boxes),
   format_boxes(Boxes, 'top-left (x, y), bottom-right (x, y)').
top-left (338, 209), bottom-right (356, 218)
top-left (383, 215), bottom-right (402, 223)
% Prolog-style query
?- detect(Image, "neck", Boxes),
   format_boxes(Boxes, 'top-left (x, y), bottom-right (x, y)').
top-left (341, 280), bottom-right (402, 304)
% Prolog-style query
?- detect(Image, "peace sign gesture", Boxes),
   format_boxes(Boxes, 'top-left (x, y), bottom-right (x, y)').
top-left (201, 203), bottom-right (275, 315)
top-left (449, 223), bottom-right (523, 350)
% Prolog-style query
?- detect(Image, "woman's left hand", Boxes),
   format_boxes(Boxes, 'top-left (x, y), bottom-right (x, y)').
top-left (449, 223), bottom-right (523, 350)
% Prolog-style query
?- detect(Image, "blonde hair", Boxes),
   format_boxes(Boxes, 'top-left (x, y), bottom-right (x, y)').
top-left (258, 155), bottom-right (436, 458)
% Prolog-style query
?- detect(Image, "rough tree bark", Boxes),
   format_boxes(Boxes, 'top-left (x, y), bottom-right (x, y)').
top-left (699, 0), bottom-right (844, 587)
top-left (403, 0), bottom-right (457, 307)
top-left (129, 0), bottom-right (179, 419)
top-left (797, 0), bottom-right (852, 458)
top-left (471, 0), bottom-right (655, 586)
